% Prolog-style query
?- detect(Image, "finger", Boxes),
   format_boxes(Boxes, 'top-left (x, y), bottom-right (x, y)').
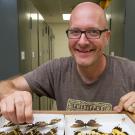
top-left (113, 94), bottom-right (130, 112)
top-left (118, 93), bottom-right (133, 110)
top-left (132, 103), bottom-right (135, 114)
top-left (0, 100), bottom-right (11, 121)
top-left (123, 98), bottom-right (134, 111)
top-left (127, 105), bottom-right (134, 113)
top-left (128, 103), bottom-right (135, 113)
top-left (24, 92), bottom-right (33, 123)
top-left (15, 94), bottom-right (25, 123)
top-left (119, 91), bottom-right (135, 113)
top-left (6, 97), bottom-right (17, 123)
top-left (132, 103), bottom-right (135, 108)
top-left (113, 101), bottom-right (124, 112)
top-left (113, 97), bottom-right (127, 112)
top-left (122, 92), bottom-right (135, 111)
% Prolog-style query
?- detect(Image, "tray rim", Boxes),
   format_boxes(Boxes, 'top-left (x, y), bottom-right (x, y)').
top-left (33, 110), bottom-right (135, 123)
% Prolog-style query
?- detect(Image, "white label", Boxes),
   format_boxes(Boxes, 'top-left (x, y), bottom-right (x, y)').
top-left (32, 51), bottom-right (35, 58)
top-left (21, 51), bottom-right (25, 60)
top-left (110, 51), bottom-right (115, 56)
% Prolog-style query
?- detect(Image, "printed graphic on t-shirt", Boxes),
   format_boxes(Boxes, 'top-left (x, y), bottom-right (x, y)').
top-left (66, 98), bottom-right (112, 111)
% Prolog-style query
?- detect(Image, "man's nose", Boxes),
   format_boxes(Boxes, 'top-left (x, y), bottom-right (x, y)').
top-left (78, 33), bottom-right (90, 45)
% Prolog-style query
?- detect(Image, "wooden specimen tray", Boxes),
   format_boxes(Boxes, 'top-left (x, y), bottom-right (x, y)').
top-left (0, 111), bottom-right (135, 135)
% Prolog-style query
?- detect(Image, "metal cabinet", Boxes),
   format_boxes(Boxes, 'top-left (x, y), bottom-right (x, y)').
top-left (0, 0), bottom-right (55, 110)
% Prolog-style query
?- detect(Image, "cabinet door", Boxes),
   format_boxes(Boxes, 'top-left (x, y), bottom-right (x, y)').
top-left (43, 23), bottom-right (50, 62)
top-left (30, 11), bottom-right (38, 70)
top-left (18, 0), bottom-right (40, 110)
top-left (18, 0), bottom-right (32, 73)
top-left (38, 19), bottom-right (44, 65)
top-left (30, 6), bottom-right (40, 110)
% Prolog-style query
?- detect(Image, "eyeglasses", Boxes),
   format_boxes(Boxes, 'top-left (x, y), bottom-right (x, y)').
top-left (66, 28), bottom-right (108, 39)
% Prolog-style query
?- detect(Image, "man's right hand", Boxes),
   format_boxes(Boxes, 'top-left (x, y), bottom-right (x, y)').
top-left (0, 90), bottom-right (33, 124)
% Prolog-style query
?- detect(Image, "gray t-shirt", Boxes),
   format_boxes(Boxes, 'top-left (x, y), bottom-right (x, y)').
top-left (24, 55), bottom-right (135, 110)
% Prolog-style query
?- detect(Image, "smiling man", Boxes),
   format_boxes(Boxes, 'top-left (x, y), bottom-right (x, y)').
top-left (67, 2), bottom-right (110, 84)
top-left (0, 2), bottom-right (135, 124)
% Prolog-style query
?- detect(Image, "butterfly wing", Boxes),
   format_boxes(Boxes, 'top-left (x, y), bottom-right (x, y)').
top-left (71, 120), bottom-right (85, 128)
top-left (87, 119), bottom-right (101, 127)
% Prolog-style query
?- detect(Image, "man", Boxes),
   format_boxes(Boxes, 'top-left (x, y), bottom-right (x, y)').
top-left (0, 2), bottom-right (135, 124)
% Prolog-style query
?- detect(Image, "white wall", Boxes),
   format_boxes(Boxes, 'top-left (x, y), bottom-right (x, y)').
top-left (50, 23), bottom-right (71, 58)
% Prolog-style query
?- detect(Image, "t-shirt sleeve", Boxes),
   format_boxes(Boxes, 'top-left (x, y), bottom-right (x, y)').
top-left (23, 60), bottom-right (57, 99)
top-left (113, 56), bottom-right (135, 90)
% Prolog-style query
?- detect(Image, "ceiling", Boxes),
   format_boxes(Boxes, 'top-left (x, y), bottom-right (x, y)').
top-left (31, 0), bottom-right (100, 23)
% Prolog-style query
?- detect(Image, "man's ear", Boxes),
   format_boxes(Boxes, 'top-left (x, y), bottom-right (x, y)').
top-left (104, 30), bottom-right (111, 48)
top-left (106, 30), bottom-right (111, 41)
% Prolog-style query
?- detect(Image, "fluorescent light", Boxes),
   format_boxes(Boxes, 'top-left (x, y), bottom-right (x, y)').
top-left (39, 14), bottom-right (44, 20)
top-left (27, 13), bottom-right (44, 20)
top-left (62, 14), bottom-right (71, 21)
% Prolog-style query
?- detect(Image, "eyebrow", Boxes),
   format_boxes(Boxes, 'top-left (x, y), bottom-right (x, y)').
top-left (69, 27), bottom-right (104, 30)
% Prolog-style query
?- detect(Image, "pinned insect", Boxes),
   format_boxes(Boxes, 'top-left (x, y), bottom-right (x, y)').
top-left (3, 119), bottom-right (61, 129)
top-left (24, 127), bottom-right (42, 135)
top-left (0, 131), bottom-right (6, 135)
top-left (25, 122), bottom-right (48, 131)
top-left (73, 126), bottom-right (129, 135)
top-left (90, 129), bottom-right (110, 135)
top-left (74, 129), bottom-right (110, 135)
top-left (3, 121), bottom-right (27, 127)
top-left (6, 126), bottom-right (23, 135)
top-left (49, 119), bottom-right (61, 125)
top-left (74, 130), bottom-right (84, 135)
top-left (111, 126), bottom-right (129, 135)
top-left (3, 121), bottom-right (16, 127)
top-left (44, 127), bottom-right (57, 135)
top-left (24, 127), bottom-right (57, 135)
top-left (25, 119), bottom-right (61, 132)
top-left (71, 119), bottom-right (101, 128)
top-left (73, 129), bottom-right (110, 135)
top-left (1, 119), bottom-right (60, 135)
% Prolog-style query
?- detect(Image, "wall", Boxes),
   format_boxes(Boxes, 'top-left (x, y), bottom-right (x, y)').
top-left (0, 0), bottom-right (19, 80)
top-left (50, 23), bottom-right (71, 58)
top-left (124, 0), bottom-right (135, 60)
top-left (50, 1), bottom-right (125, 58)
top-left (109, 0), bottom-right (125, 57)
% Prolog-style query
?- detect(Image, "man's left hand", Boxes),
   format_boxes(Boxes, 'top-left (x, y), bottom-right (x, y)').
top-left (113, 91), bottom-right (135, 113)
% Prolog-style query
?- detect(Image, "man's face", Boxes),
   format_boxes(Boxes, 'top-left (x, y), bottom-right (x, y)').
top-left (68, 10), bottom-right (110, 67)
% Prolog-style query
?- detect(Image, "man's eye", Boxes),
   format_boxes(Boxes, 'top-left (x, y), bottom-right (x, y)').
top-left (71, 30), bottom-right (80, 34)
top-left (88, 30), bottom-right (99, 34)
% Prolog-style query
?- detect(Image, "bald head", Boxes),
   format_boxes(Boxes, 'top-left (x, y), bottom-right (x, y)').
top-left (70, 2), bottom-right (108, 28)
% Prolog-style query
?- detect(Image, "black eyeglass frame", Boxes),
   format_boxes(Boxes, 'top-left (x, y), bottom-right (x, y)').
top-left (66, 28), bottom-right (108, 39)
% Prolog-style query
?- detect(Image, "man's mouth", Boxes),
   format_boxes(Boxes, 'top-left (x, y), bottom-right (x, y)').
top-left (76, 48), bottom-right (96, 53)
